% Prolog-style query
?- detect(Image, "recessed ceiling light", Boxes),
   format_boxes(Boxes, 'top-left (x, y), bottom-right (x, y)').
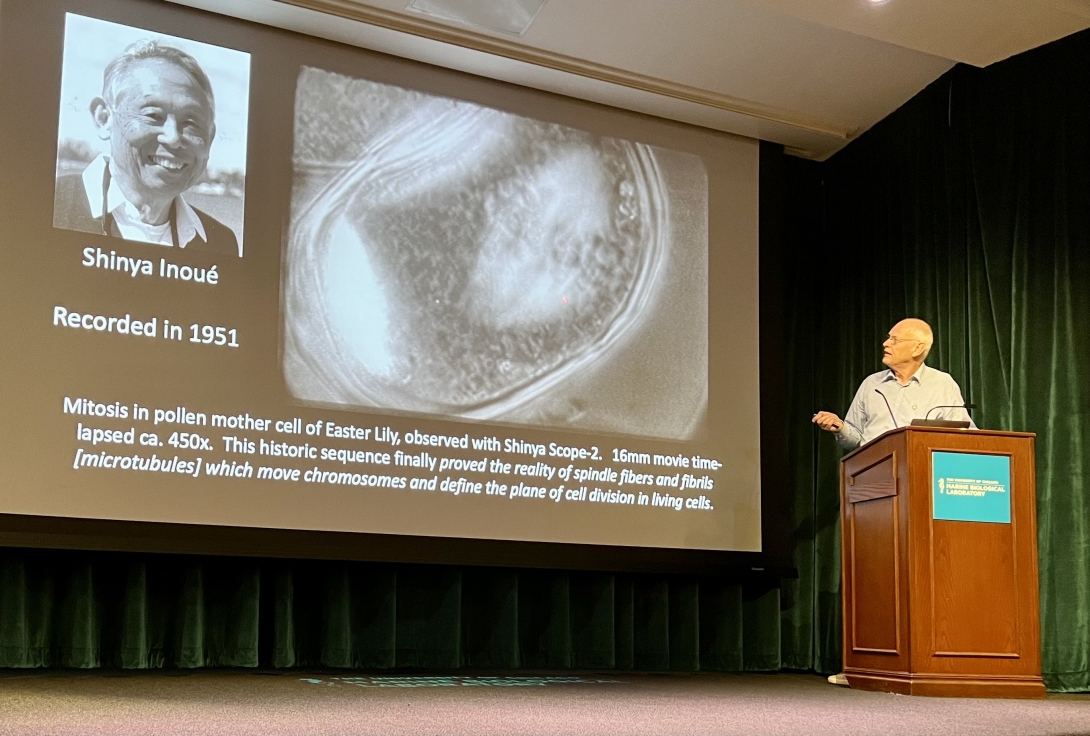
top-left (406, 0), bottom-right (549, 36)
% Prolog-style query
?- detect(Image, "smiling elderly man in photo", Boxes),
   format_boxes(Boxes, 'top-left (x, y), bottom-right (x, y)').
top-left (812, 318), bottom-right (976, 450)
top-left (54, 40), bottom-right (237, 254)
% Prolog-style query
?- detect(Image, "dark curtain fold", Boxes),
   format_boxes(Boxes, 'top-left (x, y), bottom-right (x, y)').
top-left (780, 34), bottom-right (1090, 691)
top-left (0, 550), bottom-right (261, 668)
top-left (0, 549), bottom-right (782, 672)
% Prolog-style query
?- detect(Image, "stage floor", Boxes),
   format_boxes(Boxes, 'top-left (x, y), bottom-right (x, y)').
top-left (0, 670), bottom-right (1086, 735)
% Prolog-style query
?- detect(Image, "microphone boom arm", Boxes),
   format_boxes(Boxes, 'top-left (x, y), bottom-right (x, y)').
top-left (875, 389), bottom-right (898, 428)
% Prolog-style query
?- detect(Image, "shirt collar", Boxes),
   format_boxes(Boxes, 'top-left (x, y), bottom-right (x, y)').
top-left (882, 363), bottom-right (928, 385)
top-left (81, 154), bottom-right (207, 247)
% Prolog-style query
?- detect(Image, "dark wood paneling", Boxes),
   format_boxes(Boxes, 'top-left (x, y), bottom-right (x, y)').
top-left (840, 433), bottom-right (909, 675)
top-left (932, 520), bottom-right (1018, 657)
top-left (841, 427), bottom-right (1044, 698)
top-left (908, 429), bottom-right (1042, 683)
top-left (850, 496), bottom-right (900, 654)
top-left (847, 453), bottom-right (897, 503)
top-left (846, 670), bottom-right (1046, 698)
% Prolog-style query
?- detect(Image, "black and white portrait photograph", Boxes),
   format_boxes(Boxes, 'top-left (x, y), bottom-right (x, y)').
top-left (283, 67), bottom-right (708, 440)
top-left (53, 13), bottom-right (250, 256)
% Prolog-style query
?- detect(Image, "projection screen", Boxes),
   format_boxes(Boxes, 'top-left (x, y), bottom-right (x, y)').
top-left (0, 0), bottom-right (762, 557)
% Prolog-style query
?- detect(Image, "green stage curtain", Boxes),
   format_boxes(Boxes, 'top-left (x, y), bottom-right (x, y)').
top-left (779, 33), bottom-right (1090, 691)
top-left (0, 549), bottom-right (782, 672)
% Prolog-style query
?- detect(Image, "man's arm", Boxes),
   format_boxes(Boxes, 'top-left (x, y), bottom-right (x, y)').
top-left (832, 414), bottom-right (858, 449)
top-left (942, 378), bottom-right (978, 429)
top-left (835, 388), bottom-right (866, 450)
top-left (812, 381), bottom-right (867, 450)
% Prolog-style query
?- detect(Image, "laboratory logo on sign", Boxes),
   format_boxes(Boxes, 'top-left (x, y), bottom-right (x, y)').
top-left (932, 451), bottom-right (1011, 524)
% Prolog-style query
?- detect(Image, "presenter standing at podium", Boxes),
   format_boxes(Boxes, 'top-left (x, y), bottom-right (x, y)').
top-left (813, 317), bottom-right (977, 687)
top-left (812, 318), bottom-right (975, 450)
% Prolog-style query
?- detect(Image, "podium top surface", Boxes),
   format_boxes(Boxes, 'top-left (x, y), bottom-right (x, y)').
top-left (840, 425), bottom-right (1036, 463)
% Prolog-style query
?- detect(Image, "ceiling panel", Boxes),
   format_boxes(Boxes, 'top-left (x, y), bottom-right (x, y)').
top-left (168, 0), bottom-right (1086, 158)
top-left (738, 0), bottom-right (1090, 67)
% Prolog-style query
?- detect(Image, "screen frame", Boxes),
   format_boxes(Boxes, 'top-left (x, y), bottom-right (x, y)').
top-left (0, 0), bottom-right (795, 576)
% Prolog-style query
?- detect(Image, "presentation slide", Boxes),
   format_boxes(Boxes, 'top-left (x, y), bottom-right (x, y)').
top-left (0, 0), bottom-right (761, 554)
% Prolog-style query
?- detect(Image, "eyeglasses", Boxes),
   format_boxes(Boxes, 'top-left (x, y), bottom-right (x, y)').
top-left (884, 335), bottom-right (919, 345)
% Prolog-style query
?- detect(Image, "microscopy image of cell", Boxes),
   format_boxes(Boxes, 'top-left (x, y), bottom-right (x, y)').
top-left (284, 67), bottom-right (707, 439)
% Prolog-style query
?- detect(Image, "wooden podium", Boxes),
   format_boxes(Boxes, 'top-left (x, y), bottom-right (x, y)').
top-left (840, 427), bottom-right (1045, 698)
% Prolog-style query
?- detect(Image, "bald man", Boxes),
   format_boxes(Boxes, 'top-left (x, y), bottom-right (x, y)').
top-left (812, 318), bottom-right (975, 450)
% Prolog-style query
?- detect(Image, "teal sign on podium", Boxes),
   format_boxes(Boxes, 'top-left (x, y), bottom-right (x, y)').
top-left (931, 451), bottom-right (1011, 523)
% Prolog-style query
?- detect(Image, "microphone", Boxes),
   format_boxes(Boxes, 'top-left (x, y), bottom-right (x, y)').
top-left (925, 403), bottom-right (977, 421)
top-left (874, 389), bottom-right (898, 428)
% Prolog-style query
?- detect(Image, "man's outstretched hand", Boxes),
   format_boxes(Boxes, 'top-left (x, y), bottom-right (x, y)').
top-left (812, 411), bottom-right (843, 433)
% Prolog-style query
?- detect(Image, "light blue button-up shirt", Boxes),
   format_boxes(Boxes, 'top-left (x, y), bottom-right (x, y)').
top-left (836, 364), bottom-right (976, 450)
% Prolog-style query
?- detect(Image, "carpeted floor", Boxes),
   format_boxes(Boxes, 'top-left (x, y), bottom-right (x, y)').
top-left (0, 670), bottom-right (1086, 735)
